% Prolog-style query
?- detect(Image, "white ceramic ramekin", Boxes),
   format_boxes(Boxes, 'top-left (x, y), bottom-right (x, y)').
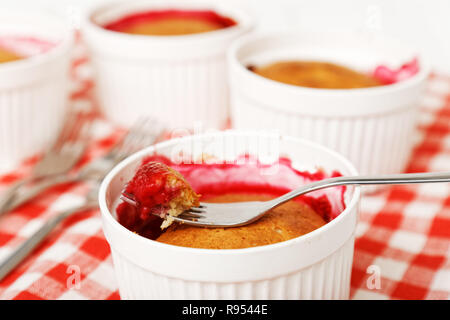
top-left (0, 9), bottom-right (73, 173)
top-left (82, 0), bottom-right (253, 130)
top-left (228, 32), bottom-right (429, 179)
top-left (99, 131), bottom-right (360, 299)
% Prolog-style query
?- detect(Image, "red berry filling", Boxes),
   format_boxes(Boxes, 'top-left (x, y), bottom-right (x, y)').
top-left (373, 58), bottom-right (419, 85)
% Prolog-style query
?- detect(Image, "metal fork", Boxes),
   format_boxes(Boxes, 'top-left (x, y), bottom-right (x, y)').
top-left (0, 111), bottom-right (92, 214)
top-left (1, 118), bottom-right (164, 213)
top-left (167, 171), bottom-right (450, 227)
top-left (0, 119), bottom-right (164, 281)
top-left (0, 185), bottom-right (99, 281)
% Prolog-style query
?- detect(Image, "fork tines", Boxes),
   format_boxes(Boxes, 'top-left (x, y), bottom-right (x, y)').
top-left (52, 111), bottom-right (93, 151)
top-left (109, 117), bottom-right (165, 162)
top-left (179, 205), bottom-right (207, 220)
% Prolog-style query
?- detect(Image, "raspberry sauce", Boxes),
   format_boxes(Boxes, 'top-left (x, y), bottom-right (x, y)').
top-left (373, 58), bottom-right (419, 85)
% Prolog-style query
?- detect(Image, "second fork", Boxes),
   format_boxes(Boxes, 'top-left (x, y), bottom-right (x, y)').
top-left (1, 118), bottom-right (165, 214)
top-left (0, 111), bottom-right (93, 214)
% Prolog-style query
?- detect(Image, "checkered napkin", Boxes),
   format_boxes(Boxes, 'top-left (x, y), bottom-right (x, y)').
top-left (0, 46), bottom-right (449, 299)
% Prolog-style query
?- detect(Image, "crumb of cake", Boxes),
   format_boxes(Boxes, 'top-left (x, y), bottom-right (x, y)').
top-left (160, 215), bottom-right (175, 229)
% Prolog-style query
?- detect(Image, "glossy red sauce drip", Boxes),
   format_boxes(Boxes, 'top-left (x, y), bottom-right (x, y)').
top-left (103, 9), bottom-right (237, 32)
top-left (116, 201), bottom-right (161, 237)
top-left (116, 155), bottom-right (347, 239)
top-left (373, 58), bottom-right (419, 85)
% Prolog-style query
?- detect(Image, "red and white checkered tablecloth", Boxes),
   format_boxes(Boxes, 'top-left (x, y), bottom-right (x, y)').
top-left (0, 44), bottom-right (449, 300)
top-left (351, 73), bottom-right (450, 300)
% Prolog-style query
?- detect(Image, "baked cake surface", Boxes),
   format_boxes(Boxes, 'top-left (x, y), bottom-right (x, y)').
top-left (0, 47), bottom-right (22, 63)
top-left (104, 10), bottom-right (236, 36)
top-left (156, 193), bottom-right (326, 249)
top-left (118, 18), bottom-right (224, 36)
top-left (251, 61), bottom-right (381, 89)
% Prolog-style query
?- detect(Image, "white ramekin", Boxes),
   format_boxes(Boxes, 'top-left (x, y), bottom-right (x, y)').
top-left (99, 131), bottom-right (360, 299)
top-left (82, 0), bottom-right (253, 130)
top-left (228, 32), bottom-right (429, 179)
top-left (0, 9), bottom-right (73, 173)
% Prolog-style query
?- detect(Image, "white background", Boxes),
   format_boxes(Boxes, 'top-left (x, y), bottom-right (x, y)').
top-left (1, 0), bottom-right (449, 74)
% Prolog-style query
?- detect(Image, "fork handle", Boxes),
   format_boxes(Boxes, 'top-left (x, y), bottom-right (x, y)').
top-left (0, 178), bottom-right (31, 214)
top-left (0, 175), bottom-right (80, 214)
top-left (270, 171), bottom-right (450, 209)
top-left (0, 204), bottom-right (92, 282)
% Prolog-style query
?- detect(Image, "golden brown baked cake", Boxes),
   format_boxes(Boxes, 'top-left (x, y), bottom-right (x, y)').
top-left (250, 60), bottom-right (382, 89)
top-left (119, 18), bottom-right (224, 36)
top-left (0, 47), bottom-right (22, 64)
top-left (156, 193), bottom-right (326, 249)
top-left (103, 10), bottom-right (237, 36)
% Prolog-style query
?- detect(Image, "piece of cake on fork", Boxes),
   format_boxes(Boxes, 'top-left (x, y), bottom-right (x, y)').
top-left (120, 161), bottom-right (200, 230)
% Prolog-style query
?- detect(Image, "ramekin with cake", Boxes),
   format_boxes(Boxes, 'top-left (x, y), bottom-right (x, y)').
top-left (99, 131), bottom-right (360, 299)
top-left (228, 32), bottom-right (429, 187)
top-left (0, 9), bottom-right (73, 173)
top-left (82, 0), bottom-right (253, 130)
